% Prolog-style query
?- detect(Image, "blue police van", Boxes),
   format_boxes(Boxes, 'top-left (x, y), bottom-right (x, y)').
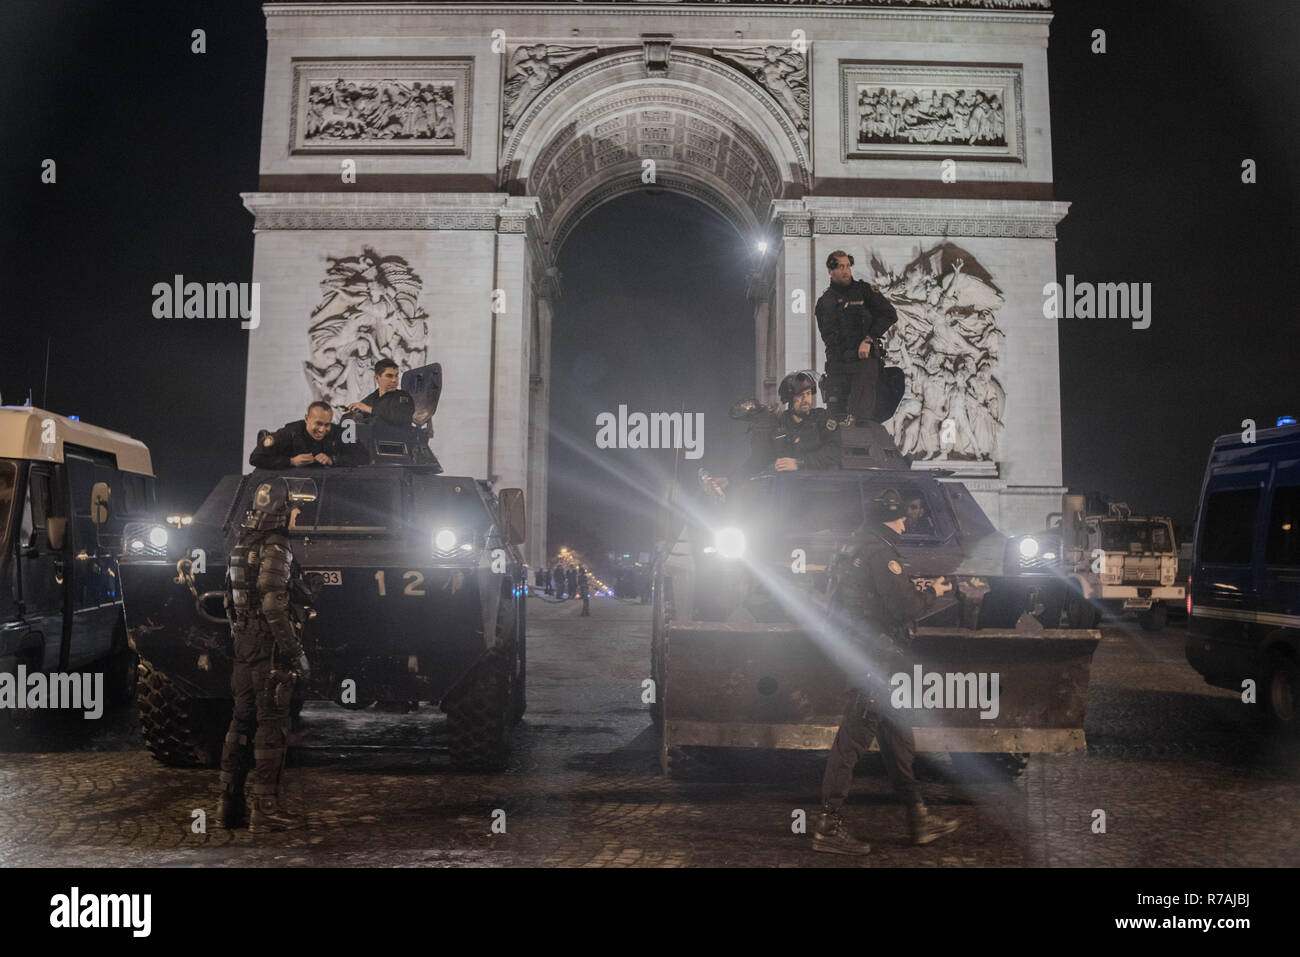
top-left (1186, 417), bottom-right (1300, 732)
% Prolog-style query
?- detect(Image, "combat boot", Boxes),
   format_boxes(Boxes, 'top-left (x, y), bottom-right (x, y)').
top-left (217, 770), bottom-right (247, 829)
top-left (812, 806), bottom-right (872, 856)
top-left (249, 794), bottom-right (305, 833)
top-left (906, 802), bottom-right (958, 845)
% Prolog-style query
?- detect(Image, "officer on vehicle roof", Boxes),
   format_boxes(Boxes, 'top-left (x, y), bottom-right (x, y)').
top-left (346, 357), bottom-right (415, 427)
top-left (815, 250), bottom-right (898, 422)
top-left (249, 400), bottom-right (370, 470)
top-left (813, 488), bottom-right (960, 856)
top-left (737, 369), bottom-right (842, 468)
top-left (218, 477), bottom-right (315, 833)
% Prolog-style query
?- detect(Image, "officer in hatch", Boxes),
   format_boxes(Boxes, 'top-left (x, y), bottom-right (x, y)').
top-left (345, 357), bottom-right (415, 427)
top-left (249, 400), bottom-right (370, 469)
top-left (217, 477), bottom-right (315, 833)
top-left (815, 250), bottom-right (898, 422)
top-left (813, 488), bottom-right (960, 855)
top-left (734, 370), bottom-right (842, 475)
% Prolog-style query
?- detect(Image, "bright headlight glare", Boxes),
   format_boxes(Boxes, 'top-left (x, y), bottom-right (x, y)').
top-left (715, 527), bottom-right (746, 559)
top-left (129, 539), bottom-right (144, 552)
top-left (148, 527), bottom-right (169, 549)
top-left (1018, 536), bottom-right (1039, 559)
top-left (434, 528), bottom-right (457, 551)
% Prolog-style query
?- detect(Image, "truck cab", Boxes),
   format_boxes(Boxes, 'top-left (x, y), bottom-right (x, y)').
top-left (1055, 498), bottom-right (1183, 631)
top-left (0, 406), bottom-right (155, 711)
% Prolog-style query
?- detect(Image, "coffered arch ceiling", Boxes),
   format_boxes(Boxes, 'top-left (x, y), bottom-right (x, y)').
top-left (501, 49), bottom-right (811, 254)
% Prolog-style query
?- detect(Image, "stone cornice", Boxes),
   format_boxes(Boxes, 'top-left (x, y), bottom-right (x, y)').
top-left (793, 196), bottom-right (1070, 239)
top-left (240, 191), bottom-right (515, 229)
top-left (265, 3), bottom-right (1053, 28)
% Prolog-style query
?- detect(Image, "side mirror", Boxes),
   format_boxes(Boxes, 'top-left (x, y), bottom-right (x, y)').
top-left (499, 488), bottom-right (526, 545)
top-left (91, 482), bottom-right (112, 525)
top-left (46, 517), bottom-right (67, 551)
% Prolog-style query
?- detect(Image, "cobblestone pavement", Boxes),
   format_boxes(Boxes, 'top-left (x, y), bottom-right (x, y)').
top-left (1, 600), bottom-right (1297, 867)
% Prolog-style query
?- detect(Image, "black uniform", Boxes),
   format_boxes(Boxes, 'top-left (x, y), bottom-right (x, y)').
top-left (815, 279), bottom-right (898, 421)
top-left (744, 407), bottom-right (842, 476)
top-left (359, 388), bottom-right (415, 427)
top-left (820, 523), bottom-right (938, 811)
top-left (249, 419), bottom-right (370, 469)
top-left (218, 508), bottom-right (311, 831)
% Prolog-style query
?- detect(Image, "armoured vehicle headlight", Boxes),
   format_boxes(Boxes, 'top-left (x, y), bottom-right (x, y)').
top-left (148, 527), bottom-right (169, 549)
top-left (1018, 536), bottom-right (1040, 559)
top-left (715, 527), bottom-right (746, 560)
top-left (434, 528), bottom-right (457, 552)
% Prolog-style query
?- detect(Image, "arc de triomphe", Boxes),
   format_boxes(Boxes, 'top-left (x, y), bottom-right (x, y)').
top-left (241, 0), bottom-right (1069, 565)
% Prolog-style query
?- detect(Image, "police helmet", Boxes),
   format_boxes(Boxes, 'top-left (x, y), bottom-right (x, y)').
top-left (868, 488), bottom-right (905, 524)
top-left (778, 370), bottom-right (818, 405)
top-left (242, 477), bottom-right (292, 530)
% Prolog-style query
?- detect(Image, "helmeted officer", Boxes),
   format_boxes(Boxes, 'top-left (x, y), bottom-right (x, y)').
top-left (217, 477), bottom-right (313, 832)
top-left (813, 488), bottom-right (959, 855)
top-left (732, 370), bottom-right (842, 477)
top-left (815, 250), bottom-right (898, 422)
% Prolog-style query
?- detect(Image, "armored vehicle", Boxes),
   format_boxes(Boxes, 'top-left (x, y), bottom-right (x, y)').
top-left (1186, 418), bottom-right (1300, 733)
top-left (1, 406), bottom-right (155, 716)
top-left (652, 422), bottom-right (1099, 777)
top-left (118, 370), bottom-right (528, 770)
top-left (1050, 497), bottom-right (1183, 631)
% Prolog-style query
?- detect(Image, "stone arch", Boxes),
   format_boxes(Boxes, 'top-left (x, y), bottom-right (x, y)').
top-left (502, 48), bottom-right (811, 253)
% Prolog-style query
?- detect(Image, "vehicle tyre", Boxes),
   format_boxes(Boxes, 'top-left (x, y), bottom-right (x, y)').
top-left (446, 647), bottom-right (512, 771)
top-left (950, 752), bottom-right (1030, 779)
top-left (978, 588), bottom-right (1023, 629)
top-left (1137, 603), bottom-right (1168, 632)
top-left (1262, 653), bottom-right (1300, 735)
top-left (102, 618), bottom-right (138, 708)
top-left (1035, 588), bottom-right (1066, 629)
top-left (1065, 593), bottom-right (1099, 629)
top-left (137, 657), bottom-right (231, 767)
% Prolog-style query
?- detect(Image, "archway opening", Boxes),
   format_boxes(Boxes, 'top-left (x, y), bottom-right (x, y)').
top-left (545, 190), bottom-right (757, 580)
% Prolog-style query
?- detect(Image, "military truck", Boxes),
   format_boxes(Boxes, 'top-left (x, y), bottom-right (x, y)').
top-left (1050, 497), bottom-right (1183, 631)
top-left (118, 367), bottom-right (528, 770)
top-left (652, 422), bottom-right (1099, 777)
top-left (0, 406), bottom-right (155, 722)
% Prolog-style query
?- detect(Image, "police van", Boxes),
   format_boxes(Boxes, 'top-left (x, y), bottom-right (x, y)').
top-left (1186, 418), bottom-right (1300, 732)
top-left (0, 406), bottom-right (156, 711)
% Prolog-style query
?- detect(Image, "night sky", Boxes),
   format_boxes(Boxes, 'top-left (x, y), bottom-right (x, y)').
top-left (1, 0), bottom-right (1296, 562)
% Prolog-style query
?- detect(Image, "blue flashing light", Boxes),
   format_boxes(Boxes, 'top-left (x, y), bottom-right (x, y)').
top-left (1277, 415), bottom-right (1297, 427)
top-left (68, 415), bottom-right (80, 421)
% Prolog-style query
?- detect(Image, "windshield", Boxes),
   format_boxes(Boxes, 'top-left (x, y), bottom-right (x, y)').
top-left (0, 460), bottom-right (16, 555)
top-left (288, 473), bottom-right (398, 535)
top-left (1101, 521), bottom-right (1172, 552)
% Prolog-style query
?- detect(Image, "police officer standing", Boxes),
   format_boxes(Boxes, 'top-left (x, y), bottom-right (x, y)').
top-left (815, 250), bottom-right (898, 422)
top-left (813, 489), bottom-right (959, 855)
top-left (578, 566), bottom-right (591, 617)
top-left (346, 357), bottom-right (415, 426)
top-left (217, 478), bottom-right (313, 832)
top-left (249, 400), bottom-right (370, 469)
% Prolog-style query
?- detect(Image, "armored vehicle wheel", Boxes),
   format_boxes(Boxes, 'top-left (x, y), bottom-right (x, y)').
top-left (136, 658), bottom-right (231, 767)
top-left (446, 646), bottom-right (513, 771)
top-left (1137, 603), bottom-right (1167, 632)
top-left (1066, 594), bottom-right (1099, 629)
top-left (102, 618), bottom-right (138, 708)
top-left (1262, 653), bottom-right (1300, 735)
top-left (950, 752), bottom-right (1030, 779)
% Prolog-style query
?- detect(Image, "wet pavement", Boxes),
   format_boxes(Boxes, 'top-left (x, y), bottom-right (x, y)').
top-left (1, 599), bottom-right (1297, 867)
